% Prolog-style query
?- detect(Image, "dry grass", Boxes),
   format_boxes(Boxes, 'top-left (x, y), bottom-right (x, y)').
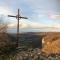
top-left (42, 32), bottom-right (60, 54)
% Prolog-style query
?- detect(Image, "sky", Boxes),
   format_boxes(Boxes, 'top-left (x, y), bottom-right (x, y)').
top-left (0, 0), bottom-right (60, 32)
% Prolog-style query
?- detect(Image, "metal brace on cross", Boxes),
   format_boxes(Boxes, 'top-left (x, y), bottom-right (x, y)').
top-left (8, 9), bottom-right (28, 47)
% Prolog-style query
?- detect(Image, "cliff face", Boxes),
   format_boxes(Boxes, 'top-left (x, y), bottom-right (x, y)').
top-left (42, 32), bottom-right (60, 54)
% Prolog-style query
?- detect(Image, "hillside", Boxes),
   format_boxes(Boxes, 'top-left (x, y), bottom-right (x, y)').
top-left (0, 32), bottom-right (60, 54)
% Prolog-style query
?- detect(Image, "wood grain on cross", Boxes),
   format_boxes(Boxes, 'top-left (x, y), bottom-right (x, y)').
top-left (8, 9), bottom-right (28, 47)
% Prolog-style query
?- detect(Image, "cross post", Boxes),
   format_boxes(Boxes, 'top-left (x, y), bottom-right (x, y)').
top-left (8, 9), bottom-right (28, 48)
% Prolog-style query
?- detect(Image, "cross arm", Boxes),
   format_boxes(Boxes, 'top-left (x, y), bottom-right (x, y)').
top-left (8, 15), bottom-right (16, 17)
top-left (19, 17), bottom-right (28, 19)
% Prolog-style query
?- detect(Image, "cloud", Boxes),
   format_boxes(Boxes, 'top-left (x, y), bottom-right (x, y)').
top-left (8, 20), bottom-right (30, 29)
top-left (24, 0), bottom-right (60, 21)
top-left (0, 5), bottom-right (17, 23)
top-left (48, 14), bottom-right (60, 20)
top-left (8, 20), bottom-right (45, 29)
top-left (8, 19), bottom-right (60, 30)
top-left (0, 6), bottom-right (14, 16)
top-left (30, 22), bottom-right (47, 29)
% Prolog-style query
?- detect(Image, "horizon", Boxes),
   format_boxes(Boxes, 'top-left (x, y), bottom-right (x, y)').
top-left (7, 28), bottom-right (60, 33)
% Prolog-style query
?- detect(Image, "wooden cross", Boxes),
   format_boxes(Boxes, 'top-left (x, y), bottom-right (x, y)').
top-left (8, 9), bottom-right (28, 48)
